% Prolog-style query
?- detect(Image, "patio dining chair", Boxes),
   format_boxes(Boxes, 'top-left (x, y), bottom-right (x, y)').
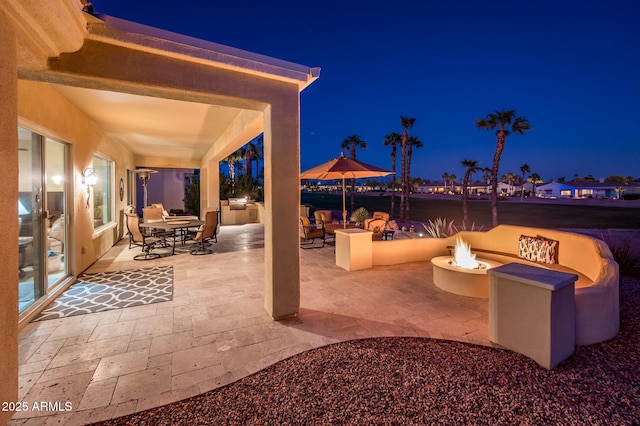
top-left (125, 212), bottom-right (162, 260)
top-left (142, 206), bottom-right (174, 245)
top-left (190, 210), bottom-right (219, 255)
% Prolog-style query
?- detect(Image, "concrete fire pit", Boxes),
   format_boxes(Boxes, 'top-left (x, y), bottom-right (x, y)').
top-left (431, 256), bottom-right (502, 298)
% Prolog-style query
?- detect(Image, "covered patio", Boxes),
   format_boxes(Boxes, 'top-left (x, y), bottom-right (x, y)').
top-left (13, 224), bottom-right (488, 424)
top-left (1, 3), bottom-right (320, 420)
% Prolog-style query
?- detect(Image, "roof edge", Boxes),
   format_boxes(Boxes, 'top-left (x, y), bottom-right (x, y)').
top-left (88, 13), bottom-right (320, 90)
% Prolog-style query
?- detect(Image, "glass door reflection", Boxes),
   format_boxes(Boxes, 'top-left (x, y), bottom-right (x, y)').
top-left (45, 138), bottom-right (67, 289)
top-left (18, 127), bottom-right (45, 314)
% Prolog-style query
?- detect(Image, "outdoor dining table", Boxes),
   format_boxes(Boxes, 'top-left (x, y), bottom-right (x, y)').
top-left (139, 219), bottom-right (204, 255)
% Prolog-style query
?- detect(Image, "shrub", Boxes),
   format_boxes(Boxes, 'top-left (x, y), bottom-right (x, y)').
top-left (422, 217), bottom-right (455, 238)
top-left (622, 193), bottom-right (640, 200)
top-left (184, 179), bottom-right (200, 215)
top-left (453, 222), bottom-right (486, 233)
top-left (350, 207), bottom-right (370, 227)
top-left (601, 234), bottom-right (640, 275)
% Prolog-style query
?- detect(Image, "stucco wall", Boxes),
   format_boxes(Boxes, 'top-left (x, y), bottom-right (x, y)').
top-left (372, 237), bottom-right (449, 265)
top-left (143, 168), bottom-right (194, 212)
top-left (0, 8), bottom-right (19, 424)
top-left (18, 80), bottom-right (136, 275)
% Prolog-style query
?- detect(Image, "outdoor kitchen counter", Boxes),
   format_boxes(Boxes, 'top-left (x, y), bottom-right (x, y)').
top-left (220, 200), bottom-right (263, 225)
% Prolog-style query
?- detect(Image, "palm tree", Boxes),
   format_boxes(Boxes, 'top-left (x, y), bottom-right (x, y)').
top-left (448, 174), bottom-right (457, 193)
top-left (399, 116), bottom-right (416, 221)
top-left (222, 149), bottom-right (244, 195)
top-left (505, 172), bottom-right (517, 195)
top-left (405, 135), bottom-right (423, 219)
top-left (500, 174), bottom-right (508, 193)
top-left (383, 132), bottom-right (401, 218)
top-left (242, 140), bottom-right (260, 179)
top-left (529, 172), bottom-right (542, 197)
top-left (519, 163), bottom-right (530, 201)
top-left (341, 134), bottom-right (367, 214)
top-left (476, 109), bottom-right (531, 227)
top-left (410, 177), bottom-right (423, 191)
top-left (252, 134), bottom-right (264, 182)
top-left (442, 172), bottom-right (450, 194)
top-left (481, 167), bottom-right (491, 195)
top-left (461, 159), bottom-right (479, 228)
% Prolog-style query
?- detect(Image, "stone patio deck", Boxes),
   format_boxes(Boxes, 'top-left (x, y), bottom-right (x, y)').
top-left (12, 224), bottom-right (489, 425)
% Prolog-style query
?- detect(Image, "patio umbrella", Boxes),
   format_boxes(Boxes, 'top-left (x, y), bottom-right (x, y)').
top-left (300, 153), bottom-right (392, 228)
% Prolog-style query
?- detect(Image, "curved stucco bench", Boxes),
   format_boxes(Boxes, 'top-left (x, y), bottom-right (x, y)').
top-left (371, 224), bottom-right (619, 346)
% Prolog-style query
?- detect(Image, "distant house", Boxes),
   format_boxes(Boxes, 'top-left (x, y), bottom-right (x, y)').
top-left (534, 182), bottom-right (578, 198)
top-left (535, 180), bottom-right (640, 199)
top-left (416, 181), bottom-right (510, 195)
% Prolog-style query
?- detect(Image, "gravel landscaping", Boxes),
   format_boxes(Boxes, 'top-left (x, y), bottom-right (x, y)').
top-left (94, 273), bottom-right (640, 425)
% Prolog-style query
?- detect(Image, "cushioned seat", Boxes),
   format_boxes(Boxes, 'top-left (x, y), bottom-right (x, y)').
top-left (190, 210), bottom-right (219, 255)
top-left (364, 211), bottom-right (389, 240)
top-left (365, 218), bottom-right (387, 240)
top-left (143, 206), bottom-right (164, 223)
top-left (314, 210), bottom-right (339, 236)
top-left (372, 211), bottom-right (390, 221)
top-left (300, 216), bottom-right (325, 248)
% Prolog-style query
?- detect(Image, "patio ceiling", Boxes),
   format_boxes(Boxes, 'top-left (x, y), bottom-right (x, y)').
top-left (53, 84), bottom-right (244, 162)
top-left (7, 2), bottom-right (318, 166)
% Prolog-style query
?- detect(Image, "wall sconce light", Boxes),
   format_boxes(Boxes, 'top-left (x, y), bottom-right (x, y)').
top-left (82, 167), bottom-right (97, 208)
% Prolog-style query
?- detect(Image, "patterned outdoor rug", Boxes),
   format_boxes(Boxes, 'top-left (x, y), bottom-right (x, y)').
top-left (33, 266), bottom-right (173, 321)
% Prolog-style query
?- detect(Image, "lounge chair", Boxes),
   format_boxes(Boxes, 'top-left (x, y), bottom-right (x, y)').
top-left (314, 210), bottom-right (341, 238)
top-left (300, 216), bottom-right (325, 248)
top-left (364, 211), bottom-right (390, 240)
top-left (366, 218), bottom-right (387, 240)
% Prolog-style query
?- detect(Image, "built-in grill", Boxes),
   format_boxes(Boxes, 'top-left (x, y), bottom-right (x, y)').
top-left (228, 197), bottom-right (248, 210)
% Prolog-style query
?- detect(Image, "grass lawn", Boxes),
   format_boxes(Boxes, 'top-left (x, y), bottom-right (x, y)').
top-left (301, 192), bottom-right (640, 229)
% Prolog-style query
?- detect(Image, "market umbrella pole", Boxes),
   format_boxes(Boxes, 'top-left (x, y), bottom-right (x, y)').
top-left (342, 175), bottom-right (347, 228)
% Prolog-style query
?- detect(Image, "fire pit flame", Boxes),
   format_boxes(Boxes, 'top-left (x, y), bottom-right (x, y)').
top-left (451, 236), bottom-right (484, 269)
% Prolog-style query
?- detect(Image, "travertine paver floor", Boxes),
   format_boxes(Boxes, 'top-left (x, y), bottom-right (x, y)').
top-left (11, 224), bottom-right (489, 425)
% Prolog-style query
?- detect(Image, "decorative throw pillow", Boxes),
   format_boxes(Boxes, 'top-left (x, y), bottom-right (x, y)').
top-left (518, 235), bottom-right (558, 264)
top-left (537, 235), bottom-right (560, 263)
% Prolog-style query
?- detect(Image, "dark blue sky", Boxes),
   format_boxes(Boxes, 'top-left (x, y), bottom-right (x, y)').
top-left (96, 1), bottom-right (639, 182)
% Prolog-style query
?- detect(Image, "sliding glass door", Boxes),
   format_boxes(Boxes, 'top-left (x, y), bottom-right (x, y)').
top-left (18, 127), bottom-right (45, 313)
top-left (45, 138), bottom-right (68, 289)
top-left (18, 127), bottom-right (70, 314)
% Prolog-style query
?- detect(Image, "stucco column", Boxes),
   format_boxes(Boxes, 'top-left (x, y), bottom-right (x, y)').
top-left (263, 93), bottom-right (300, 319)
top-left (0, 8), bottom-right (19, 424)
top-left (202, 160), bottom-right (220, 215)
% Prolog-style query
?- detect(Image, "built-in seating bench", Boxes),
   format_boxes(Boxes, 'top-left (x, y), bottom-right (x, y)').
top-left (445, 246), bottom-right (594, 289)
top-left (368, 224), bottom-right (619, 346)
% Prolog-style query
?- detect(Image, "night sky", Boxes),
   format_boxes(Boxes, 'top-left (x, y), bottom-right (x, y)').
top-left (94, 1), bottom-right (639, 183)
